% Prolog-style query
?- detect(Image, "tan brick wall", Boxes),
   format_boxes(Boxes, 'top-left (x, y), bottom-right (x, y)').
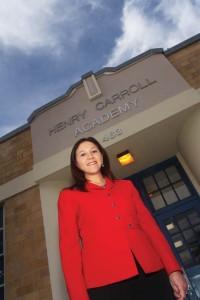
top-left (5, 185), bottom-right (52, 300)
top-left (0, 128), bottom-right (33, 185)
top-left (167, 40), bottom-right (200, 89)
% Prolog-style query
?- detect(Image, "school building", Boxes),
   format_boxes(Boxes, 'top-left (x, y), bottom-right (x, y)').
top-left (0, 33), bottom-right (200, 300)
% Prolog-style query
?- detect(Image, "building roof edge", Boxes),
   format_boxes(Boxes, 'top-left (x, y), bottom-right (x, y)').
top-left (165, 33), bottom-right (200, 56)
top-left (0, 123), bottom-right (30, 143)
top-left (27, 49), bottom-right (163, 123)
top-left (95, 48), bottom-right (163, 76)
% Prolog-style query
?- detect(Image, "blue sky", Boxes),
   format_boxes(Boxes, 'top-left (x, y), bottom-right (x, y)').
top-left (0, 0), bottom-right (199, 137)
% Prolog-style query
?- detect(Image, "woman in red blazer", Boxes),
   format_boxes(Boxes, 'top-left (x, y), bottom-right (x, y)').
top-left (58, 137), bottom-right (188, 300)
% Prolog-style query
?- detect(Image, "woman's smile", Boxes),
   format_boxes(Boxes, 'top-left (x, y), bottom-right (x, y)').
top-left (75, 141), bottom-right (103, 176)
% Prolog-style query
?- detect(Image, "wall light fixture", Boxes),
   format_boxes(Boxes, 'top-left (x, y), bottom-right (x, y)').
top-left (117, 150), bottom-right (134, 166)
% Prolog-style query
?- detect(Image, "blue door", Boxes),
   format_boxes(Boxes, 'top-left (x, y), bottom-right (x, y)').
top-left (128, 157), bottom-right (200, 299)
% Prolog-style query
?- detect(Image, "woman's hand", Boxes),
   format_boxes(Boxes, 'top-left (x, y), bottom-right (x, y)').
top-left (169, 271), bottom-right (188, 300)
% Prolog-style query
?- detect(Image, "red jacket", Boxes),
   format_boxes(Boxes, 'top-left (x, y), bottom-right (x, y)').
top-left (58, 178), bottom-right (181, 300)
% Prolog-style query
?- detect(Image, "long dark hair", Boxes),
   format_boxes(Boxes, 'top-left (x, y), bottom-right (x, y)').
top-left (70, 137), bottom-right (115, 191)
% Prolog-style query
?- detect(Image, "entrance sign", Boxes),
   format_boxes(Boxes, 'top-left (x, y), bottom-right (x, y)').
top-left (30, 54), bottom-right (190, 163)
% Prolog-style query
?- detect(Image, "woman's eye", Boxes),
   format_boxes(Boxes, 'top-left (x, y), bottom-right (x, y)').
top-left (80, 153), bottom-right (86, 157)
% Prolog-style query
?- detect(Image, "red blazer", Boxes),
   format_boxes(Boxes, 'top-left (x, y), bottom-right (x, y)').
top-left (58, 178), bottom-right (181, 300)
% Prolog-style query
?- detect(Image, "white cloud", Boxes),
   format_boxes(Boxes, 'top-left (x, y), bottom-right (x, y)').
top-left (106, 0), bottom-right (200, 67)
top-left (0, 0), bottom-right (105, 55)
top-left (0, 0), bottom-right (59, 53)
top-left (156, 0), bottom-right (200, 45)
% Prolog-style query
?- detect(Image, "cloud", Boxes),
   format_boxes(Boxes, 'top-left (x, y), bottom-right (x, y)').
top-left (106, 0), bottom-right (200, 67)
top-left (0, 0), bottom-right (58, 53)
top-left (83, 0), bottom-right (103, 10)
top-left (155, 0), bottom-right (200, 44)
top-left (0, 0), bottom-right (105, 55)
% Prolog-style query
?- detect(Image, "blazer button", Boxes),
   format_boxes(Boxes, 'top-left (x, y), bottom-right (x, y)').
top-left (106, 193), bottom-right (110, 196)
top-left (111, 203), bottom-right (116, 207)
top-left (116, 215), bottom-right (120, 220)
top-left (128, 224), bottom-right (133, 228)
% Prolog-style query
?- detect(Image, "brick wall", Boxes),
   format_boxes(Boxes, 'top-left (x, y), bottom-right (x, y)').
top-left (0, 129), bottom-right (33, 185)
top-left (5, 185), bottom-right (52, 300)
top-left (0, 128), bottom-right (53, 299)
top-left (167, 40), bottom-right (200, 89)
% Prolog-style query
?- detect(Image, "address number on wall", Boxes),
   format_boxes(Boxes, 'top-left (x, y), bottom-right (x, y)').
top-left (102, 128), bottom-right (122, 142)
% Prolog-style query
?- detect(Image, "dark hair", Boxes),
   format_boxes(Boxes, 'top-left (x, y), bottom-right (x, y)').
top-left (70, 137), bottom-right (115, 191)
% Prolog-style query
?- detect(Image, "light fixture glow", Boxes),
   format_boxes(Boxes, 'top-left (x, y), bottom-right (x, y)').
top-left (117, 150), bottom-right (135, 166)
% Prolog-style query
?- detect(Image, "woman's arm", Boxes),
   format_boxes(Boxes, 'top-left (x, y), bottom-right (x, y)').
top-left (129, 181), bottom-right (181, 274)
top-left (129, 181), bottom-right (188, 298)
top-left (58, 190), bottom-right (90, 300)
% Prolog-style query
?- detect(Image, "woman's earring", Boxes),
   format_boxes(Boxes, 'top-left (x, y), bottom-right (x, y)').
top-left (101, 162), bottom-right (104, 167)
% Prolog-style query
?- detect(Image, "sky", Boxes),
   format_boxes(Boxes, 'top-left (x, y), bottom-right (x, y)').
top-left (0, 0), bottom-right (199, 138)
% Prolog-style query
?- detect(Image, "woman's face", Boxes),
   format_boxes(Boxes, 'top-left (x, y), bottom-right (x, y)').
top-left (75, 141), bottom-right (103, 177)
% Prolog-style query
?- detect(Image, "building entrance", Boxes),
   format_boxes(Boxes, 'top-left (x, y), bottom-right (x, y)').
top-left (128, 157), bottom-right (200, 299)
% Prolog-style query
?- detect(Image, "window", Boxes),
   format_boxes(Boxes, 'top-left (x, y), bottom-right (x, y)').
top-left (0, 206), bottom-right (4, 299)
top-left (165, 209), bottom-right (200, 268)
top-left (142, 165), bottom-right (191, 211)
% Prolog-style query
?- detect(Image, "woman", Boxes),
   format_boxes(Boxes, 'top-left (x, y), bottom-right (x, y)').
top-left (58, 137), bottom-right (188, 300)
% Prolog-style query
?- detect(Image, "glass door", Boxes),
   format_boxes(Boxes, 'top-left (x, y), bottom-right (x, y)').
top-left (128, 157), bottom-right (200, 299)
top-left (157, 202), bottom-right (200, 300)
